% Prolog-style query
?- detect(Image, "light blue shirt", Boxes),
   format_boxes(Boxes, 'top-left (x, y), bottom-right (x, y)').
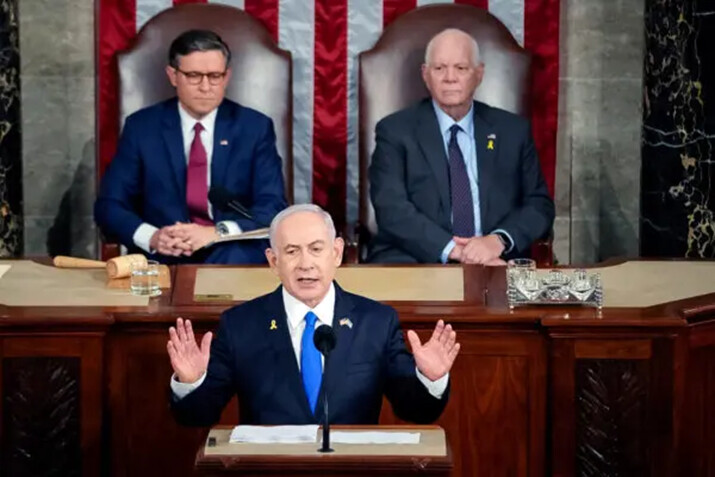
top-left (432, 101), bottom-right (513, 262)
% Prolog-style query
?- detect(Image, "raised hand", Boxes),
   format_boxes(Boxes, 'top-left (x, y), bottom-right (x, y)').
top-left (167, 318), bottom-right (212, 383)
top-left (407, 320), bottom-right (460, 381)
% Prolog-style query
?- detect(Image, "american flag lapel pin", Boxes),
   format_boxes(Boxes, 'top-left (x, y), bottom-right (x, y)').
top-left (220, 139), bottom-right (229, 146)
top-left (339, 317), bottom-right (353, 329)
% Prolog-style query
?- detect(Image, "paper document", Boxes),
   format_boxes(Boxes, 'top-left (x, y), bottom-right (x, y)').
top-left (0, 265), bottom-right (11, 280)
top-left (329, 431), bottom-right (421, 445)
top-left (229, 425), bottom-right (318, 444)
top-left (206, 227), bottom-right (270, 248)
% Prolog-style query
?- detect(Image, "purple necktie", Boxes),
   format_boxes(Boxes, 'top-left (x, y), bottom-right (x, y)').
top-left (186, 122), bottom-right (212, 226)
top-left (448, 125), bottom-right (475, 237)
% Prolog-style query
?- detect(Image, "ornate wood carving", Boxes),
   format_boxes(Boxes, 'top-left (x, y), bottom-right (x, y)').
top-left (575, 359), bottom-right (649, 476)
top-left (2, 357), bottom-right (81, 477)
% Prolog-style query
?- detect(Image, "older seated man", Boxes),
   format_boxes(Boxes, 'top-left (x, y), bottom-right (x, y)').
top-left (167, 204), bottom-right (460, 425)
top-left (369, 28), bottom-right (554, 264)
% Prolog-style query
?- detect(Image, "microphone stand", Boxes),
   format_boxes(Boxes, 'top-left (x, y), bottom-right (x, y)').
top-left (318, 352), bottom-right (334, 453)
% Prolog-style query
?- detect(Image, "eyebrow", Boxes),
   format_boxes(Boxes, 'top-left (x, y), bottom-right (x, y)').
top-left (283, 240), bottom-right (325, 250)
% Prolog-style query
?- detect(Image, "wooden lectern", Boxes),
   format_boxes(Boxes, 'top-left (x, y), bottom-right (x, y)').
top-left (194, 425), bottom-right (453, 476)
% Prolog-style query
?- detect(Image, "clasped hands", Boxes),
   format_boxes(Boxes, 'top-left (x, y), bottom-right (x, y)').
top-left (448, 234), bottom-right (506, 266)
top-left (167, 318), bottom-right (461, 384)
top-left (150, 223), bottom-right (218, 257)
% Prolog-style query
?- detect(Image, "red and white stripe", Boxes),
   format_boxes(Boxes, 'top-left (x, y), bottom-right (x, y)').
top-left (99, 0), bottom-right (559, 228)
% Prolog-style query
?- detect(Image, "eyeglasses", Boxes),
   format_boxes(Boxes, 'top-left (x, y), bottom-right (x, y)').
top-left (174, 67), bottom-right (227, 85)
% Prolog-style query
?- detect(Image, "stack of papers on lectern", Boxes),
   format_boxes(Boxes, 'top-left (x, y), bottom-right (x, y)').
top-left (330, 431), bottom-right (421, 444)
top-left (229, 425), bottom-right (318, 444)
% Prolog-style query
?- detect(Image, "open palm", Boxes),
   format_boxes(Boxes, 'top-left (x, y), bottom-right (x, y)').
top-left (407, 320), bottom-right (460, 381)
top-left (167, 318), bottom-right (212, 383)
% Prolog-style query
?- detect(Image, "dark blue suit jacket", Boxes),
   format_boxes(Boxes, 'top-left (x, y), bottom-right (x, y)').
top-left (94, 98), bottom-right (287, 263)
top-left (369, 98), bottom-right (554, 263)
top-left (171, 284), bottom-right (449, 426)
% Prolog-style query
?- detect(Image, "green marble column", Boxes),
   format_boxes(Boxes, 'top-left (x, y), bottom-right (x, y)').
top-left (0, 0), bottom-right (22, 257)
top-left (641, 0), bottom-right (715, 257)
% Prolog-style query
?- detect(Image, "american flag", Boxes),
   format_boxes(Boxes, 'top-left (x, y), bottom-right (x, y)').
top-left (98, 0), bottom-right (559, 228)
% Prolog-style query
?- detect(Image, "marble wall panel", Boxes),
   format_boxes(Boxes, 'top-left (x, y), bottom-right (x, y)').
top-left (0, 0), bottom-right (22, 257)
top-left (641, 0), bottom-right (715, 258)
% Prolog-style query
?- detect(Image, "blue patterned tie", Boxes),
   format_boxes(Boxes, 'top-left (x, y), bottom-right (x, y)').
top-left (300, 311), bottom-right (322, 413)
top-left (448, 124), bottom-right (475, 237)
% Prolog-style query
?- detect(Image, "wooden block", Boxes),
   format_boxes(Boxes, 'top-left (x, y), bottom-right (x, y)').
top-left (106, 265), bottom-right (171, 290)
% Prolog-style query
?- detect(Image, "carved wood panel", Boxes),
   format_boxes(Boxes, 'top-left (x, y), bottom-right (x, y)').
top-left (2, 357), bottom-right (81, 477)
top-left (575, 359), bottom-right (649, 477)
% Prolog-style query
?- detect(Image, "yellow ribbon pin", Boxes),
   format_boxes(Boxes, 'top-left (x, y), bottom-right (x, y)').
top-left (487, 139), bottom-right (495, 150)
top-left (270, 319), bottom-right (277, 330)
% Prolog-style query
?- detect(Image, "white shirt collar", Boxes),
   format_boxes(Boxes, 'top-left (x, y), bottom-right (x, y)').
top-left (177, 102), bottom-right (218, 137)
top-left (282, 283), bottom-right (336, 330)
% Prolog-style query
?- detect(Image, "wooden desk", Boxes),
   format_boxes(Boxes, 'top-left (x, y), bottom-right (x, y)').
top-left (0, 262), bottom-right (713, 476)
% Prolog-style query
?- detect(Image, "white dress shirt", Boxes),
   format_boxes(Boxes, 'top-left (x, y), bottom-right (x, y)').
top-left (131, 103), bottom-right (241, 253)
top-left (171, 283), bottom-right (449, 399)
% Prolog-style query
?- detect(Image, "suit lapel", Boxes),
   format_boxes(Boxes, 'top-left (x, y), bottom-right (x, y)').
top-left (264, 286), bottom-right (316, 422)
top-left (161, 100), bottom-right (188, 208)
top-left (415, 101), bottom-right (451, 214)
top-left (473, 102), bottom-right (497, 227)
top-left (210, 100), bottom-right (234, 190)
top-left (318, 283), bottom-right (358, 419)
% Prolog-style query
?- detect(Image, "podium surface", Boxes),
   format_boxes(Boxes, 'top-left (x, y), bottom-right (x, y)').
top-left (195, 425), bottom-right (452, 476)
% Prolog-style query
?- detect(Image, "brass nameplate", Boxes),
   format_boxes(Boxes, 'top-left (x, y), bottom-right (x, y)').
top-left (194, 293), bottom-right (234, 302)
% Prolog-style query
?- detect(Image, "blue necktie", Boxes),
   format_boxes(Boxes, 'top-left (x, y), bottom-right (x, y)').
top-left (448, 124), bottom-right (475, 237)
top-left (300, 311), bottom-right (322, 413)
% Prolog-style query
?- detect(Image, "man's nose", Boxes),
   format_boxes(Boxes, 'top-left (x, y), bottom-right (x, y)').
top-left (297, 251), bottom-right (313, 269)
top-left (198, 75), bottom-right (211, 91)
top-left (444, 67), bottom-right (457, 82)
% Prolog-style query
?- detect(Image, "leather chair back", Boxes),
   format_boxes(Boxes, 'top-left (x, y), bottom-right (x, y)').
top-left (359, 4), bottom-right (531, 236)
top-left (117, 3), bottom-right (293, 200)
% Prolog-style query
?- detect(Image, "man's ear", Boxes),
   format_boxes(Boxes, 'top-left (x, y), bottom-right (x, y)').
top-left (166, 65), bottom-right (178, 87)
top-left (421, 64), bottom-right (429, 86)
top-left (265, 248), bottom-right (279, 274)
top-left (333, 237), bottom-right (345, 267)
top-left (473, 63), bottom-right (485, 89)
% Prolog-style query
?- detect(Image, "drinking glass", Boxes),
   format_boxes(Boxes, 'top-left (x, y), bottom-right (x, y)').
top-left (130, 259), bottom-right (161, 297)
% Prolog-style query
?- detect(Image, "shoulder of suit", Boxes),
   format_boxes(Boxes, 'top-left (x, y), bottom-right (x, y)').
top-left (340, 289), bottom-right (396, 318)
top-left (220, 289), bottom-right (277, 326)
top-left (221, 99), bottom-right (272, 125)
top-left (123, 98), bottom-right (175, 126)
top-left (375, 98), bottom-right (429, 131)
top-left (473, 100), bottom-right (530, 130)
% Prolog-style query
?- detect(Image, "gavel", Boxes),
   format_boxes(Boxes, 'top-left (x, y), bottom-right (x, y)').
top-left (52, 255), bottom-right (148, 279)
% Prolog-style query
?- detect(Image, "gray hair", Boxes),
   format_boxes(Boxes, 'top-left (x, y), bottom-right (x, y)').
top-left (424, 28), bottom-right (481, 66)
top-left (269, 204), bottom-right (337, 250)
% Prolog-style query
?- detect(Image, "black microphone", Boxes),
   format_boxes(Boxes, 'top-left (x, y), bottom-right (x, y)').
top-left (208, 186), bottom-right (254, 221)
top-left (313, 324), bottom-right (337, 453)
top-left (314, 324), bottom-right (337, 356)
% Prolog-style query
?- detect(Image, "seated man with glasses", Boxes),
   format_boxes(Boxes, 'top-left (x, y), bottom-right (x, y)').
top-left (95, 29), bottom-right (287, 264)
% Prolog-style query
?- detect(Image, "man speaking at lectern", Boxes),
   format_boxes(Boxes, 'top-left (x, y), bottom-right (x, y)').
top-left (167, 204), bottom-right (460, 425)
